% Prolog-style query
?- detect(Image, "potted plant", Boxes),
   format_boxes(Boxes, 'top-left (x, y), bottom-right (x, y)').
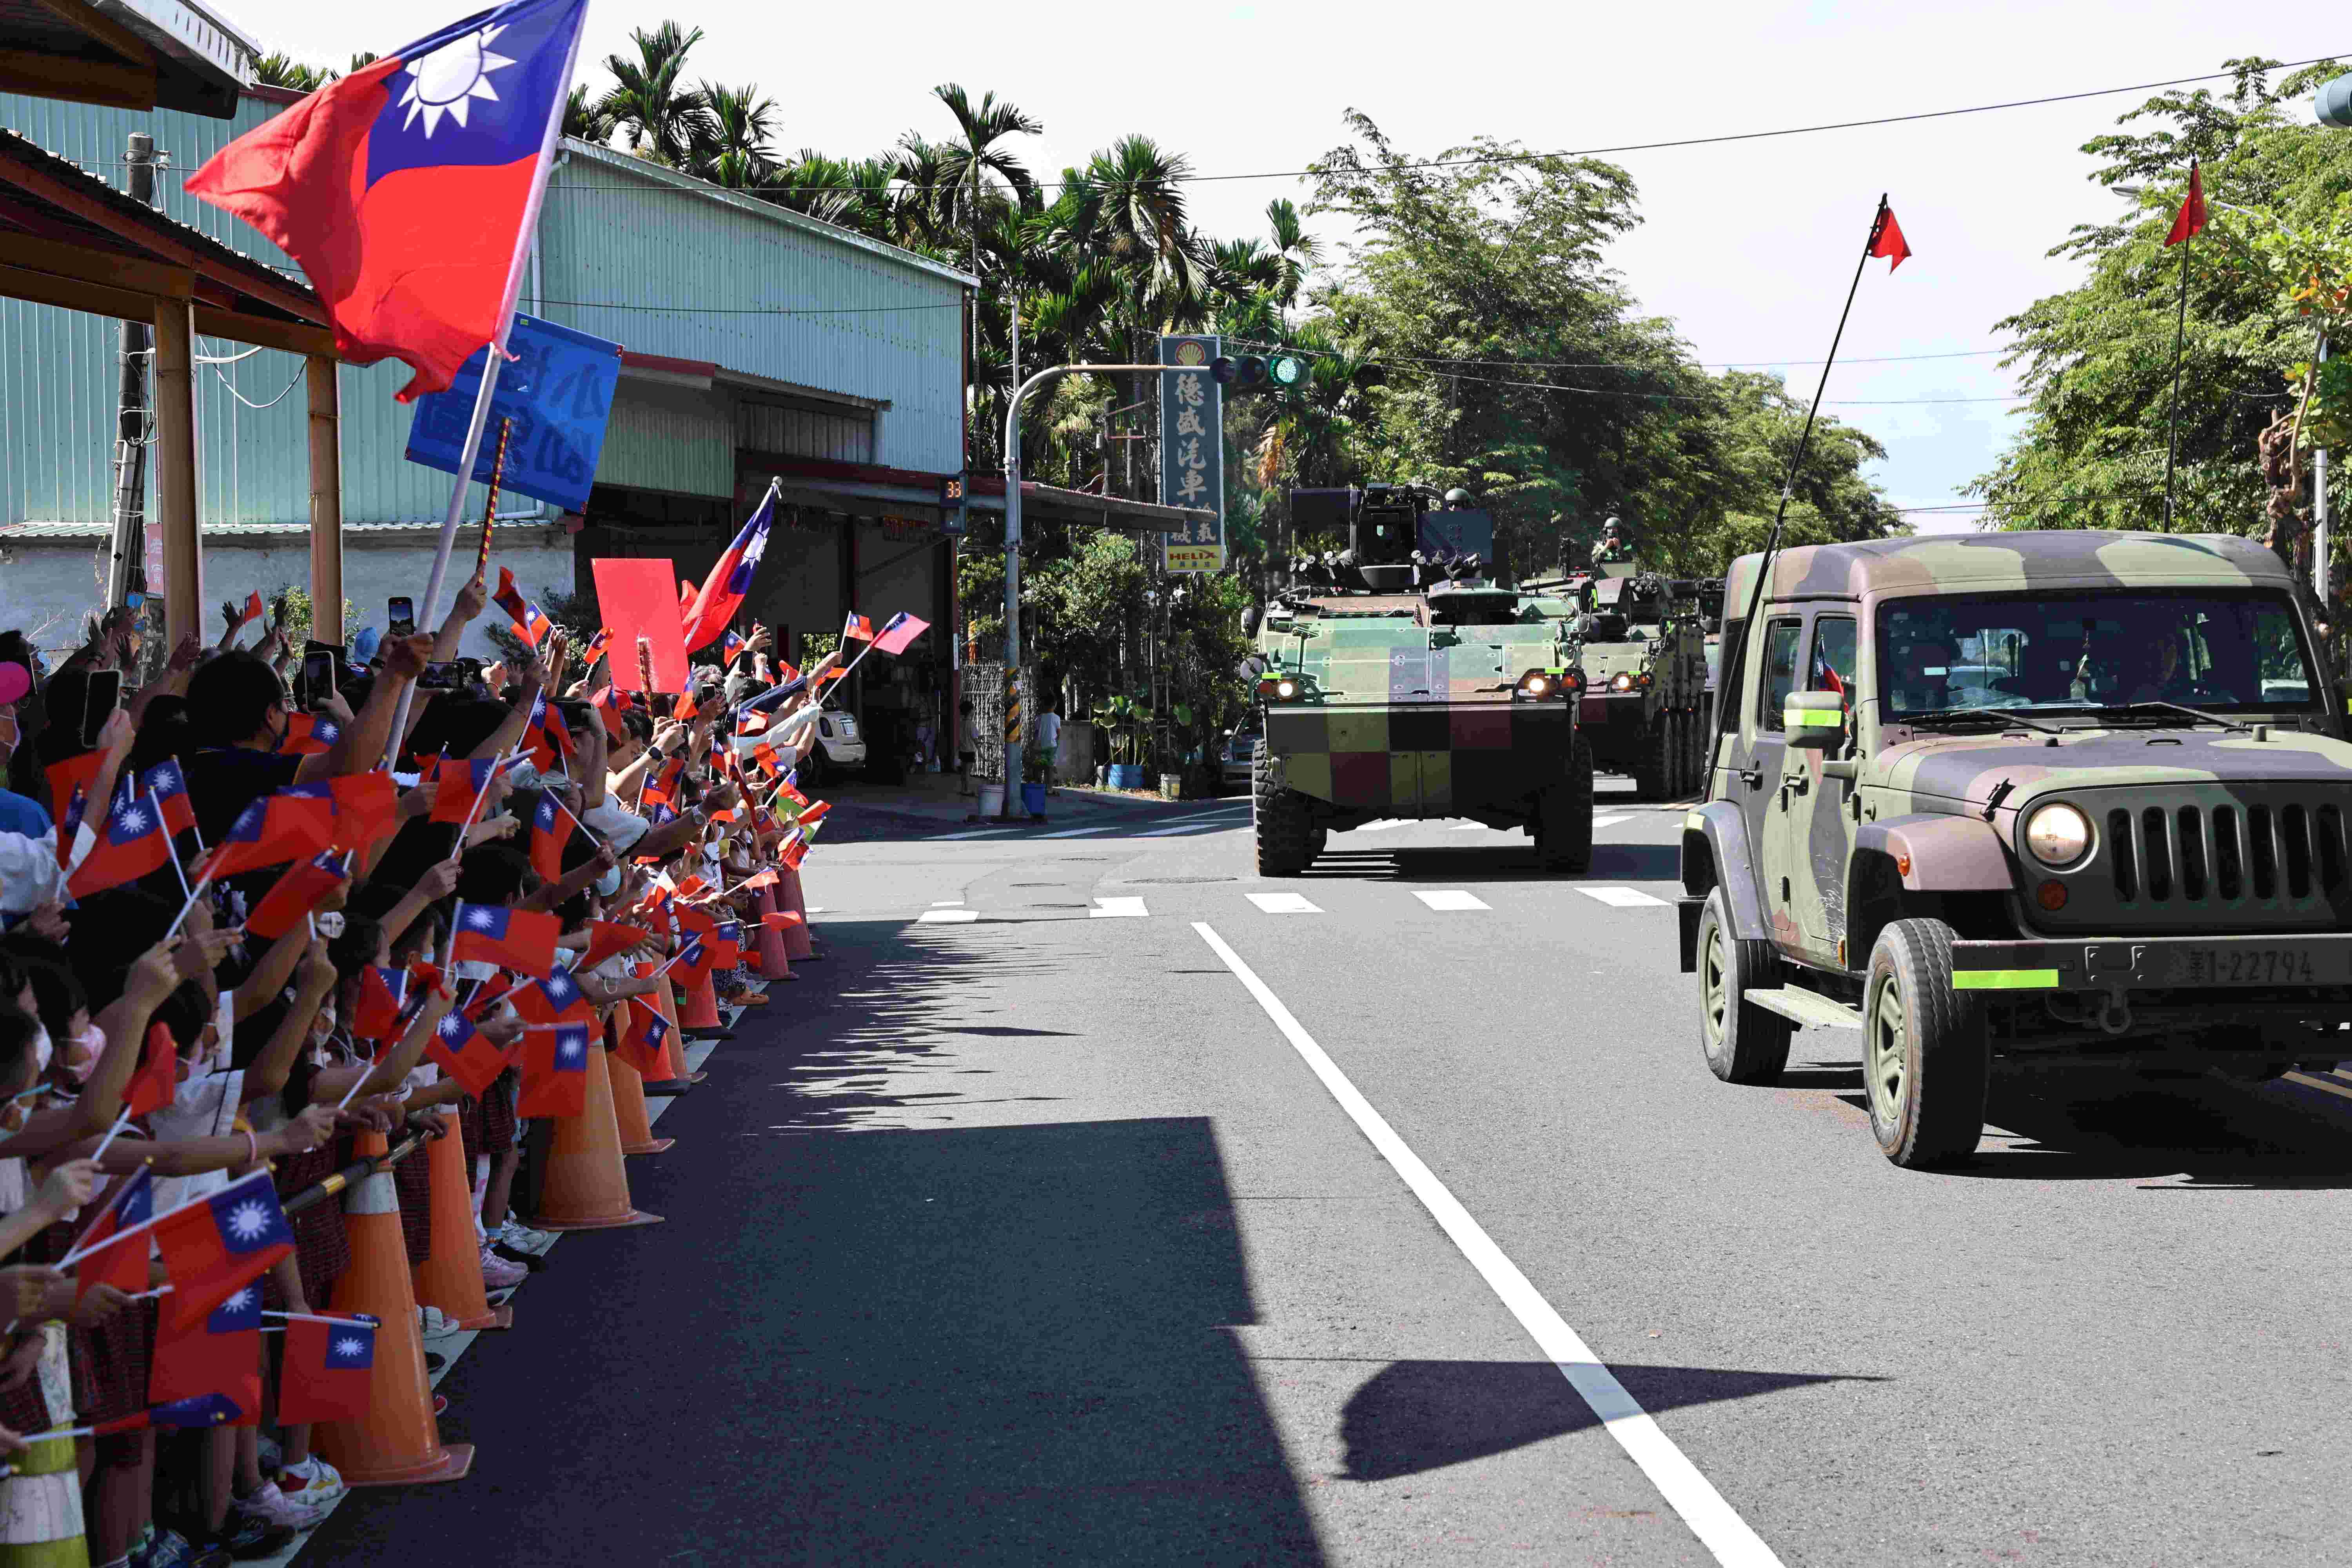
top-left (1092, 693), bottom-right (1147, 789)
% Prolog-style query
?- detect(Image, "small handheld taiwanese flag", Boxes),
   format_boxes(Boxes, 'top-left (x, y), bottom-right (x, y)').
top-left (95, 1392), bottom-right (244, 1434)
top-left (200, 788), bottom-right (334, 879)
top-left (423, 1010), bottom-right (509, 1098)
top-left (154, 1170), bottom-right (296, 1328)
top-left (450, 902), bottom-right (560, 977)
top-left (528, 791), bottom-right (565, 881)
top-left (71, 1167), bottom-right (154, 1308)
top-left (278, 712), bottom-right (341, 757)
top-left (580, 920), bottom-right (650, 972)
top-left (241, 591), bottom-right (267, 626)
top-left (278, 1315), bottom-right (378, 1426)
top-left (67, 791), bottom-right (172, 898)
top-left (616, 997), bottom-right (671, 1081)
top-left (841, 611), bottom-right (874, 644)
top-left (583, 628), bottom-right (613, 668)
top-left (430, 757), bottom-right (499, 824)
top-left (870, 611), bottom-right (930, 658)
top-left (513, 965), bottom-right (592, 1030)
top-left (709, 920), bottom-right (743, 971)
top-left (494, 568), bottom-right (554, 648)
top-left (243, 852), bottom-right (348, 942)
top-left (349, 965), bottom-right (409, 1043)
top-left (141, 759), bottom-right (196, 838)
top-left (125, 1021), bottom-right (179, 1120)
top-left (147, 1281), bottom-right (263, 1423)
top-left (720, 630), bottom-right (746, 663)
top-left (327, 771), bottom-right (399, 853)
top-left (517, 1019), bottom-right (592, 1118)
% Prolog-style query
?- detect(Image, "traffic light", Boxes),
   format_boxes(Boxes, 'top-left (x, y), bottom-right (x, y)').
top-left (1266, 352), bottom-right (1306, 389)
top-left (940, 472), bottom-right (967, 537)
top-left (1211, 354), bottom-right (1265, 389)
top-left (2321, 73), bottom-right (2352, 129)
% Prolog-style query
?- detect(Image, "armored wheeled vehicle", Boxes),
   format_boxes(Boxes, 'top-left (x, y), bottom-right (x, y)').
top-left (1679, 530), bottom-right (2352, 1167)
top-left (1555, 567), bottom-right (1710, 799)
top-left (1252, 484), bottom-right (1593, 875)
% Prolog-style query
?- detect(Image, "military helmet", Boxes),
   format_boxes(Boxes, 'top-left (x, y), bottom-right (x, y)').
top-left (1443, 487), bottom-right (1473, 509)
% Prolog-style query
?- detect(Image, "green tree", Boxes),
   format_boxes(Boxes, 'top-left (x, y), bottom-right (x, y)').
top-left (1971, 58), bottom-right (2352, 534)
top-left (252, 53), bottom-right (334, 92)
top-left (595, 22), bottom-right (711, 168)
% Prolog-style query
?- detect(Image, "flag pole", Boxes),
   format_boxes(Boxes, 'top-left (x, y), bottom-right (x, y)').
top-left (378, 6), bottom-right (589, 769)
top-left (2160, 215), bottom-right (2194, 530)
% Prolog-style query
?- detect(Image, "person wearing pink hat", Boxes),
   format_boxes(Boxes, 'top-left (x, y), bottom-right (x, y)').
top-left (0, 659), bottom-right (47, 838)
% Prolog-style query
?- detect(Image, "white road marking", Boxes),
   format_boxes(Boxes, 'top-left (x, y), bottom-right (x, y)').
top-left (1139, 823), bottom-right (1217, 837)
top-left (805, 907), bottom-right (827, 913)
top-left (1450, 821), bottom-right (1493, 832)
top-left (915, 909), bottom-right (979, 924)
top-left (933, 828), bottom-right (1016, 840)
top-left (929, 900), bottom-right (964, 907)
top-left (1354, 818), bottom-right (1409, 832)
top-left (1089, 897), bottom-right (1149, 918)
top-left (1191, 922), bottom-right (1786, 1568)
top-left (1245, 891), bottom-right (1323, 915)
top-left (1579, 886), bottom-right (1670, 908)
top-left (1038, 825), bottom-right (1116, 838)
top-left (1413, 890), bottom-right (1490, 911)
top-left (1590, 814), bottom-right (1632, 830)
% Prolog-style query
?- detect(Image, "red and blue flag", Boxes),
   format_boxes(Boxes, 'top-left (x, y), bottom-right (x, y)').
top-left (841, 610), bottom-right (874, 644)
top-left (154, 1170), bottom-right (296, 1328)
top-left (279, 1315), bottom-right (379, 1425)
top-left (350, 965), bottom-right (410, 1043)
top-left (871, 612), bottom-right (930, 658)
top-left (67, 790), bottom-right (172, 898)
top-left (517, 1018), bottom-right (591, 1117)
top-left (450, 901), bottom-right (559, 976)
top-left (71, 1167), bottom-right (154, 1308)
top-left (199, 787), bottom-right (334, 880)
top-left (680, 489), bottom-right (773, 653)
top-left (182, 0), bottom-right (591, 400)
top-left (430, 756), bottom-right (500, 824)
top-left (141, 759), bottom-right (196, 838)
top-left (527, 789), bottom-right (566, 881)
top-left (279, 711), bottom-right (341, 757)
top-left (94, 1392), bottom-right (244, 1435)
top-left (495, 568), bottom-right (555, 647)
top-left (424, 1009), bottom-right (510, 1096)
top-left (720, 630), bottom-right (745, 663)
top-left (149, 1281), bottom-right (263, 1423)
top-left (244, 852), bottom-right (350, 942)
top-left (615, 997), bottom-right (671, 1081)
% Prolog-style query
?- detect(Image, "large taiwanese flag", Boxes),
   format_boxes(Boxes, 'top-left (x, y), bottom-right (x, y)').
top-left (679, 487), bottom-right (774, 653)
top-left (181, 0), bottom-right (589, 401)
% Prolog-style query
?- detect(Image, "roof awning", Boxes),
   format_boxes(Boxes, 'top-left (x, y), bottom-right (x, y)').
top-left (968, 475), bottom-right (1209, 536)
top-left (0, 125), bottom-right (335, 354)
top-left (743, 456), bottom-right (1213, 535)
top-left (0, 0), bottom-right (258, 118)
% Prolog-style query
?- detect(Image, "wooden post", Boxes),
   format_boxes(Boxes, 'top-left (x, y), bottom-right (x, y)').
top-left (151, 298), bottom-right (200, 649)
top-left (306, 356), bottom-right (344, 644)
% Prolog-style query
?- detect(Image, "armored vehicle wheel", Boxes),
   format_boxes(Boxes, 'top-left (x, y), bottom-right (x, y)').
top-left (1253, 751), bottom-right (1312, 877)
top-left (1862, 918), bottom-right (1990, 1169)
top-left (1534, 738), bottom-right (1594, 872)
top-left (1696, 887), bottom-right (1791, 1083)
top-left (1634, 714), bottom-right (1673, 800)
top-left (1306, 826), bottom-right (1328, 861)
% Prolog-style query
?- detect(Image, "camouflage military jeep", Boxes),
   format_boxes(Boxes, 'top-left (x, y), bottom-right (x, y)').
top-left (1678, 531), bottom-right (2352, 1168)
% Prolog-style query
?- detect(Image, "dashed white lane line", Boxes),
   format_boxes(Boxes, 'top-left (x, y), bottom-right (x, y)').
top-left (1089, 897), bottom-right (1149, 918)
top-left (1591, 814), bottom-right (1632, 830)
top-left (1191, 922), bottom-right (1786, 1568)
top-left (1138, 823), bottom-right (1217, 837)
top-left (916, 908), bottom-right (979, 924)
top-left (933, 828), bottom-right (1017, 840)
top-left (1354, 818), bottom-right (1409, 832)
top-left (1413, 890), bottom-right (1490, 911)
top-left (1038, 824), bottom-right (1116, 838)
top-left (1245, 891), bottom-right (1323, 915)
top-left (1578, 886), bottom-right (1670, 908)
top-left (929, 900), bottom-right (964, 906)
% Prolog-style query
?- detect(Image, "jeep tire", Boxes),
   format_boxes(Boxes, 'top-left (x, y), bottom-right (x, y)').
top-left (1534, 738), bottom-right (1595, 873)
top-left (1862, 918), bottom-right (1990, 1169)
top-left (1696, 887), bottom-right (1791, 1083)
top-left (1253, 750), bottom-right (1312, 877)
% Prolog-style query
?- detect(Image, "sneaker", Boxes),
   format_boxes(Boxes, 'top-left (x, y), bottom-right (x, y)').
top-left (739, 993), bottom-right (772, 1007)
top-left (198, 1509), bottom-right (295, 1561)
top-left (425, 1350), bottom-right (447, 1373)
top-left (276, 1455), bottom-right (347, 1510)
top-left (489, 1240), bottom-right (547, 1272)
top-left (418, 1305), bottom-right (455, 1337)
top-left (478, 1246), bottom-right (528, 1289)
top-left (499, 1218), bottom-right (554, 1249)
top-left (238, 1479), bottom-right (329, 1532)
top-left (134, 1526), bottom-right (227, 1568)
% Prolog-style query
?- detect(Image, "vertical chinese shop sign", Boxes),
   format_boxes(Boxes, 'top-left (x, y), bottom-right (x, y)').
top-left (1158, 334), bottom-right (1225, 573)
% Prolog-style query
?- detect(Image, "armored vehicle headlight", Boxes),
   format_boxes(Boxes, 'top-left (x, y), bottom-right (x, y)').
top-left (1275, 677), bottom-right (1301, 701)
top-left (1610, 671), bottom-right (1635, 692)
top-left (1514, 670), bottom-right (1559, 700)
top-left (2023, 802), bottom-right (2092, 869)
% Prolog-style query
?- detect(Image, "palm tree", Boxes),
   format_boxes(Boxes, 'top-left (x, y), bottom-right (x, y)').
top-left (1263, 198), bottom-right (1321, 314)
top-left (928, 84), bottom-right (1043, 426)
top-left (252, 53), bottom-right (333, 92)
top-left (563, 84), bottom-right (615, 146)
top-left (695, 83), bottom-right (779, 181)
top-left (595, 22), bottom-right (711, 168)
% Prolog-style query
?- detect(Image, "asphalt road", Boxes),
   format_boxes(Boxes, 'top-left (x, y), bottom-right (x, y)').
top-left (299, 780), bottom-right (2352, 1567)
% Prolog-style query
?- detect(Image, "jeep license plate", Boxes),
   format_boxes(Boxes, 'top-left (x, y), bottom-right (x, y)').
top-left (2160, 947), bottom-right (2344, 987)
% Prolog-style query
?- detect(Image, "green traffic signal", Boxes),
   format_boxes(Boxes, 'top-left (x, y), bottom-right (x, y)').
top-left (1266, 352), bottom-right (1306, 389)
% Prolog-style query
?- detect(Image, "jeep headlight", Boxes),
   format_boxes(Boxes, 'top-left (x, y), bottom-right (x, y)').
top-left (2022, 801), bottom-right (2091, 869)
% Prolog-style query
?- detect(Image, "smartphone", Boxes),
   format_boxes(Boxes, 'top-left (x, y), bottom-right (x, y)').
top-left (80, 669), bottom-right (122, 748)
top-left (416, 661), bottom-right (462, 691)
top-left (386, 596), bottom-right (416, 639)
top-left (301, 645), bottom-right (339, 703)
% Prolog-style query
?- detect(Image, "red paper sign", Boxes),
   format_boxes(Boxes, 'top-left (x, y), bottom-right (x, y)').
top-left (589, 558), bottom-right (691, 694)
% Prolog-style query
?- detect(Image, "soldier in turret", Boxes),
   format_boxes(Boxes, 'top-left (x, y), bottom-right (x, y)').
top-left (1593, 516), bottom-right (1633, 564)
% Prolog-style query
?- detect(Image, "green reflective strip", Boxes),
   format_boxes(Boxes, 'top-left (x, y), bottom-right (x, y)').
top-left (1951, 968), bottom-right (2060, 991)
top-left (1783, 706), bottom-right (1844, 728)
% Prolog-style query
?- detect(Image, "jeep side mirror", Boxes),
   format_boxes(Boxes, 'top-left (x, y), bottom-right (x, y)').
top-left (1784, 690), bottom-right (1847, 750)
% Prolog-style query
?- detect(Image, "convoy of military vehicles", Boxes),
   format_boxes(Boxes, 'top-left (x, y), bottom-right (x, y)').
top-left (1247, 494), bottom-right (2352, 1171)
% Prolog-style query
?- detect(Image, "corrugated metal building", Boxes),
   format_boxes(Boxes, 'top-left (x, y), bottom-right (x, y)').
top-left (0, 85), bottom-right (973, 682)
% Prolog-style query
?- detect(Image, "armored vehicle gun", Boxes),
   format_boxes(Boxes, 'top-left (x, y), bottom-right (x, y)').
top-left (1250, 485), bottom-right (1593, 874)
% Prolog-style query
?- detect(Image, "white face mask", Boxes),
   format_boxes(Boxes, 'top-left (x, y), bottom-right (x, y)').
top-left (64, 1024), bottom-right (102, 1084)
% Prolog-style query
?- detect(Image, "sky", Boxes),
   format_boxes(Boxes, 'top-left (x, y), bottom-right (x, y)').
top-left (220, 0), bottom-right (2348, 535)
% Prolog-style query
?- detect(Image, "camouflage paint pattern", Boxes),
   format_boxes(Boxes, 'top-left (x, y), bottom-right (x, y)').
top-left (1256, 596), bottom-right (1577, 815)
top-left (1690, 530), bottom-right (2352, 997)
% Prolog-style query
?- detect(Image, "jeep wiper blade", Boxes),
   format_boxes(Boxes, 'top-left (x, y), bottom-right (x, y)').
top-left (2101, 701), bottom-right (2252, 734)
top-left (1902, 707), bottom-right (2067, 735)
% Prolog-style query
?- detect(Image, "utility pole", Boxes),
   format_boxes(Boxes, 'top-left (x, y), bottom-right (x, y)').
top-left (2318, 336), bottom-right (2333, 607)
top-left (106, 131), bottom-right (157, 613)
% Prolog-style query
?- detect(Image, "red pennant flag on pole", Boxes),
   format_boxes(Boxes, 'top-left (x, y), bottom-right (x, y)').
top-left (1866, 204), bottom-right (1911, 271)
top-left (2165, 161), bottom-right (2207, 247)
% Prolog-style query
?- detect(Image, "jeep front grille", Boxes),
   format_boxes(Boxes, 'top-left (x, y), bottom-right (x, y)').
top-left (2104, 800), bottom-right (2346, 912)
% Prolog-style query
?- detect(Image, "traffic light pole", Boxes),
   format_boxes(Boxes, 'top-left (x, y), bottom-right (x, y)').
top-left (1000, 363), bottom-right (1180, 815)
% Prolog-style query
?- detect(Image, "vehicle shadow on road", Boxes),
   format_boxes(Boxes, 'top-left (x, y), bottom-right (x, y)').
top-left (1298, 843), bottom-right (1682, 884)
top-left (1338, 1359), bottom-right (1881, 1482)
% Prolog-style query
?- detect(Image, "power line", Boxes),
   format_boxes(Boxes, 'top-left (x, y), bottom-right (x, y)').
top-left (526, 52), bottom-right (2345, 198)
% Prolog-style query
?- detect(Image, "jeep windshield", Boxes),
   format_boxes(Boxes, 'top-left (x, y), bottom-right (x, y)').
top-left (1874, 589), bottom-right (2321, 721)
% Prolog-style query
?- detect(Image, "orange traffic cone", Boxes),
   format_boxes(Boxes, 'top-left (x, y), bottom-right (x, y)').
top-left (779, 865), bottom-right (815, 960)
top-left (316, 1130), bottom-right (473, 1485)
top-left (528, 1038), bottom-right (662, 1230)
top-left (681, 971), bottom-right (720, 1029)
top-left (410, 1110), bottom-right (511, 1331)
top-left (607, 1013), bottom-right (673, 1155)
top-left (752, 886), bottom-right (793, 981)
top-left (656, 972), bottom-right (703, 1085)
